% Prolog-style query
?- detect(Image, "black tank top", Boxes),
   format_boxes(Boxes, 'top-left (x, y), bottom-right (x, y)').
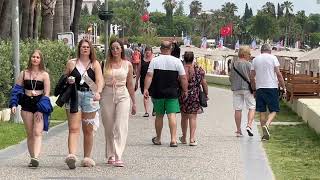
top-left (69, 67), bottom-right (96, 89)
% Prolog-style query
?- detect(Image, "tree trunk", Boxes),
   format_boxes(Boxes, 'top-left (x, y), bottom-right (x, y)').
top-left (33, 1), bottom-right (41, 39)
top-left (21, 0), bottom-right (30, 40)
top-left (0, 0), bottom-right (12, 39)
top-left (0, 0), bottom-right (5, 16)
top-left (63, 0), bottom-right (71, 32)
top-left (71, 0), bottom-right (82, 44)
top-left (28, 0), bottom-right (36, 38)
top-left (52, 0), bottom-right (63, 39)
top-left (70, 0), bottom-right (75, 26)
top-left (40, 0), bottom-right (56, 39)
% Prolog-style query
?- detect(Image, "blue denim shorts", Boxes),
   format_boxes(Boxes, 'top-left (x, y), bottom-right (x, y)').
top-left (256, 88), bottom-right (279, 113)
top-left (66, 91), bottom-right (100, 113)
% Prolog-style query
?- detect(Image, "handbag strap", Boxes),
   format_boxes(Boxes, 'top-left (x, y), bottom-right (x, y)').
top-left (233, 63), bottom-right (251, 86)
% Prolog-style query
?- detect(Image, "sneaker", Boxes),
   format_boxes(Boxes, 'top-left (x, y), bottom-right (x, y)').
top-left (65, 154), bottom-right (77, 169)
top-left (28, 158), bottom-right (39, 168)
top-left (246, 126), bottom-right (254, 137)
top-left (143, 112), bottom-right (149, 117)
top-left (262, 125), bottom-right (270, 140)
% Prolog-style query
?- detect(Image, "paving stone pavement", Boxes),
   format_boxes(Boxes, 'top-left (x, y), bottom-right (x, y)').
top-left (0, 87), bottom-right (274, 180)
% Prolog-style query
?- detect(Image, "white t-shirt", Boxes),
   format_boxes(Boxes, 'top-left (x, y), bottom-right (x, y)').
top-left (251, 53), bottom-right (280, 89)
top-left (148, 55), bottom-right (185, 75)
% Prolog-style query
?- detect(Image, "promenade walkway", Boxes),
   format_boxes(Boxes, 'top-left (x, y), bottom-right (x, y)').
top-left (0, 87), bottom-right (274, 180)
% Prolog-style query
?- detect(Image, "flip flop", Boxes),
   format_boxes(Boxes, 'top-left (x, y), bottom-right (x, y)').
top-left (152, 137), bottom-right (161, 145)
top-left (179, 136), bottom-right (187, 144)
top-left (169, 142), bottom-right (178, 147)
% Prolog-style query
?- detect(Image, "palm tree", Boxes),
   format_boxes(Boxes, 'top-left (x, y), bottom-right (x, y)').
top-left (189, 0), bottom-right (202, 18)
top-left (53, 0), bottom-right (63, 39)
top-left (134, 0), bottom-right (150, 16)
top-left (0, 0), bottom-right (11, 39)
top-left (162, 0), bottom-right (177, 30)
top-left (21, 0), bottom-right (31, 40)
top-left (63, 0), bottom-right (71, 32)
top-left (221, 2), bottom-right (238, 23)
top-left (71, 0), bottom-right (83, 43)
top-left (281, 1), bottom-right (293, 16)
top-left (41, 0), bottom-right (57, 39)
top-left (197, 12), bottom-right (211, 36)
top-left (262, 2), bottom-right (276, 17)
top-left (295, 10), bottom-right (308, 42)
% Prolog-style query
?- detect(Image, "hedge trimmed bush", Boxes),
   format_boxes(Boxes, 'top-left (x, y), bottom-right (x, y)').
top-left (0, 40), bottom-right (74, 108)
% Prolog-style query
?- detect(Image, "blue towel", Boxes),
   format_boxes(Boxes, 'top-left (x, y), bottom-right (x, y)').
top-left (9, 84), bottom-right (24, 108)
top-left (37, 96), bottom-right (53, 132)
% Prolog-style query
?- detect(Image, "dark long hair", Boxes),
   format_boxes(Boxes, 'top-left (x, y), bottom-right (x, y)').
top-left (77, 39), bottom-right (97, 63)
top-left (27, 49), bottom-right (45, 71)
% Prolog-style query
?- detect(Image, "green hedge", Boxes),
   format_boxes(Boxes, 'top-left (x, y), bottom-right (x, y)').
top-left (0, 40), bottom-right (75, 108)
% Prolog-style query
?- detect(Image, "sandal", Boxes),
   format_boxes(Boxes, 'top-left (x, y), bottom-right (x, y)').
top-left (179, 136), bottom-right (187, 144)
top-left (169, 142), bottom-right (178, 147)
top-left (65, 154), bottom-right (77, 169)
top-left (189, 141), bottom-right (197, 146)
top-left (114, 160), bottom-right (124, 167)
top-left (143, 112), bottom-right (149, 117)
top-left (107, 157), bottom-right (115, 165)
top-left (152, 137), bottom-right (161, 145)
top-left (81, 157), bottom-right (96, 167)
top-left (235, 131), bottom-right (243, 137)
top-left (30, 157), bottom-right (39, 168)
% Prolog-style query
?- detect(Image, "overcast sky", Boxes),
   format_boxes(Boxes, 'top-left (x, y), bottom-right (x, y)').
top-left (148, 0), bottom-right (320, 16)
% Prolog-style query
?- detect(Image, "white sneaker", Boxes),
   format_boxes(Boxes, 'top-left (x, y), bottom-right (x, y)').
top-left (246, 126), bottom-right (254, 136)
top-left (262, 125), bottom-right (270, 140)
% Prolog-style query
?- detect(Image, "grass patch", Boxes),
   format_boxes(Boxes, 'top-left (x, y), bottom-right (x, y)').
top-left (254, 100), bottom-right (303, 122)
top-left (264, 125), bottom-right (320, 179)
top-left (0, 106), bottom-right (67, 150)
top-left (207, 82), bottom-right (231, 90)
top-left (0, 122), bottom-right (25, 149)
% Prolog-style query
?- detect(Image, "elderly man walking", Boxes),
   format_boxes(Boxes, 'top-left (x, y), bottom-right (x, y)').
top-left (143, 41), bottom-right (188, 147)
top-left (250, 44), bottom-right (286, 141)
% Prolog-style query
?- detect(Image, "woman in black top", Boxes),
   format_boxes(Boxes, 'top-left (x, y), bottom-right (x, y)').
top-left (64, 39), bottom-right (104, 169)
top-left (135, 46), bottom-right (153, 117)
top-left (10, 49), bottom-right (50, 167)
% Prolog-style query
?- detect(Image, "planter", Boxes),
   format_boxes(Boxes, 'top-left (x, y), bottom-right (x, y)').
top-left (2, 108), bottom-right (11, 122)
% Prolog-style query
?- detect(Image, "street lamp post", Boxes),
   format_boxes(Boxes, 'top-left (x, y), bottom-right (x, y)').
top-left (105, 0), bottom-right (109, 59)
top-left (12, 0), bottom-right (22, 123)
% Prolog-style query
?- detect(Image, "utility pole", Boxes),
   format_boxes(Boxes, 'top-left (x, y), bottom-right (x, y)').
top-left (105, 0), bottom-right (109, 59)
top-left (12, 0), bottom-right (22, 123)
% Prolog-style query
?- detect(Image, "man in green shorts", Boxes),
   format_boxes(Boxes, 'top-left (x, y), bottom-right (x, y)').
top-left (144, 41), bottom-right (188, 147)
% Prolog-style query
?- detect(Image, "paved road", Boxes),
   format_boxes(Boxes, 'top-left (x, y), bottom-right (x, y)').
top-left (0, 87), bottom-right (274, 180)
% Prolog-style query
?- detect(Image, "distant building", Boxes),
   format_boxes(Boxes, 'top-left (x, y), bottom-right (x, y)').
top-left (82, 0), bottom-right (97, 14)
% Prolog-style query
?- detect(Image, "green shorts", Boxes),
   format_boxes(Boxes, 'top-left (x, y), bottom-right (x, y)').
top-left (152, 98), bottom-right (180, 115)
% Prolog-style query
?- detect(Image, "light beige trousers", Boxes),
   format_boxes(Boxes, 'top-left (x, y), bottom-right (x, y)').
top-left (100, 86), bottom-right (130, 161)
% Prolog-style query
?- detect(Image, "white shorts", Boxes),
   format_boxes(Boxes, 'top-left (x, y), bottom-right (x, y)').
top-left (232, 90), bottom-right (256, 110)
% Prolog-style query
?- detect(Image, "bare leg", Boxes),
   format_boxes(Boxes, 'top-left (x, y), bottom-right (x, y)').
top-left (189, 114), bottom-right (197, 142)
top-left (180, 112), bottom-right (188, 142)
top-left (167, 113), bottom-right (177, 143)
top-left (66, 111), bottom-right (81, 155)
top-left (82, 112), bottom-right (96, 158)
top-left (259, 112), bottom-right (267, 126)
top-left (266, 112), bottom-right (277, 126)
top-left (21, 111), bottom-right (35, 158)
top-left (33, 113), bottom-right (44, 158)
top-left (234, 110), bottom-right (242, 133)
top-left (143, 97), bottom-right (149, 114)
top-left (247, 109), bottom-right (255, 128)
top-left (155, 115), bottom-right (164, 141)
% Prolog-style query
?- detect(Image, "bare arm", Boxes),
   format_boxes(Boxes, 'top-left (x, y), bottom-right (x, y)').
top-left (126, 62), bottom-right (136, 105)
top-left (275, 66), bottom-right (285, 89)
top-left (16, 71), bottom-right (24, 86)
top-left (179, 75), bottom-right (188, 93)
top-left (250, 70), bottom-right (256, 90)
top-left (93, 61), bottom-right (104, 93)
top-left (135, 61), bottom-right (142, 85)
top-left (201, 78), bottom-right (209, 96)
top-left (43, 72), bottom-right (50, 96)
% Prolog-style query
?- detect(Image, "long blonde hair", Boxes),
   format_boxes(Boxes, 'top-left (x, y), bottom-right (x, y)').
top-left (104, 39), bottom-right (125, 73)
top-left (27, 49), bottom-right (46, 71)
